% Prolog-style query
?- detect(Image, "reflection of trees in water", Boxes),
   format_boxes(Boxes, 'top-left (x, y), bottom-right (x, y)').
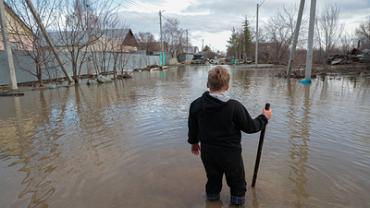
top-left (231, 69), bottom-right (252, 89)
top-left (319, 77), bottom-right (329, 101)
top-left (176, 65), bottom-right (186, 80)
top-left (348, 75), bottom-right (370, 102)
top-left (320, 75), bottom-right (370, 103)
top-left (76, 86), bottom-right (109, 167)
top-left (76, 83), bottom-right (134, 167)
top-left (287, 81), bottom-right (312, 207)
top-left (7, 84), bottom-right (131, 207)
top-left (2, 90), bottom-right (71, 208)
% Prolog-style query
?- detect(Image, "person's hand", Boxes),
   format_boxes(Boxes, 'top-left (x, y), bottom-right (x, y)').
top-left (191, 144), bottom-right (200, 156)
top-left (263, 108), bottom-right (272, 120)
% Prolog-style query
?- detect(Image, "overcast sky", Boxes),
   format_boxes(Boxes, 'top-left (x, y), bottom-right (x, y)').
top-left (117, 0), bottom-right (370, 52)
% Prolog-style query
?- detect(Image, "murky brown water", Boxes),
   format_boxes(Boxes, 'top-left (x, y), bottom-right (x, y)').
top-left (1, 65), bottom-right (370, 208)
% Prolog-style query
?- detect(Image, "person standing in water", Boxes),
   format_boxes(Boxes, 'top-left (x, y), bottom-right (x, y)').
top-left (188, 66), bottom-right (272, 206)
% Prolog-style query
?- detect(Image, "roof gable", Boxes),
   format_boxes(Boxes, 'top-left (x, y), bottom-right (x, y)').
top-left (3, 3), bottom-right (33, 35)
top-left (101, 28), bottom-right (132, 39)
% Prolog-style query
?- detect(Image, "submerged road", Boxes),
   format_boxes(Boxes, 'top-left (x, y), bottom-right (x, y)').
top-left (0, 65), bottom-right (369, 207)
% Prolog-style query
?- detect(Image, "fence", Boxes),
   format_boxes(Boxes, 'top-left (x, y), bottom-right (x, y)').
top-left (0, 50), bottom-right (161, 85)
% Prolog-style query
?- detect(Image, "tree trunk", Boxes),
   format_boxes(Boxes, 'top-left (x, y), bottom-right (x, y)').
top-left (72, 61), bottom-right (79, 84)
top-left (36, 63), bottom-right (43, 86)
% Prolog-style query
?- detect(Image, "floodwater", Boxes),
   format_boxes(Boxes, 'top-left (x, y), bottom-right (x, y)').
top-left (0, 65), bottom-right (370, 208)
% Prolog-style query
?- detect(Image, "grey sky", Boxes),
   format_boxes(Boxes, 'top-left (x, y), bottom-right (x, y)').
top-left (118, 0), bottom-right (370, 51)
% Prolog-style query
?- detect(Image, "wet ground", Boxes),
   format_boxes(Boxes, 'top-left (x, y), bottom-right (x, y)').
top-left (0, 65), bottom-right (370, 208)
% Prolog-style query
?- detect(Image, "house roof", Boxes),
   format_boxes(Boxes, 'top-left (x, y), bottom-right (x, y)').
top-left (45, 28), bottom-right (136, 47)
top-left (45, 31), bottom-right (90, 47)
top-left (3, 2), bottom-right (33, 35)
top-left (101, 29), bottom-right (132, 39)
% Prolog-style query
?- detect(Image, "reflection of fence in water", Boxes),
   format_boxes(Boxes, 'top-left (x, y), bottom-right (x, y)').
top-left (0, 93), bottom-right (70, 208)
top-left (0, 87), bottom-right (127, 207)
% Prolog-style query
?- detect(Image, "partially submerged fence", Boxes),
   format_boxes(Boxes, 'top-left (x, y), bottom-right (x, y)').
top-left (0, 50), bottom-right (161, 85)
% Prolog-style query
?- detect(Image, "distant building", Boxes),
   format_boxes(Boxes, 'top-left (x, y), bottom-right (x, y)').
top-left (188, 46), bottom-right (199, 54)
top-left (138, 41), bottom-right (169, 55)
top-left (360, 49), bottom-right (370, 63)
top-left (177, 53), bottom-right (194, 63)
top-left (0, 3), bottom-right (33, 51)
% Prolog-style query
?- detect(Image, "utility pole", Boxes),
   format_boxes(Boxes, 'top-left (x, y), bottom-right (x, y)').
top-left (255, 0), bottom-right (266, 67)
top-left (255, 3), bottom-right (259, 67)
top-left (186, 29), bottom-right (189, 53)
top-left (287, 0), bottom-right (305, 77)
top-left (304, 0), bottom-right (317, 82)
top-left (25, 0), bottom-right (73, 84)
top-left (0, 0), bottom-right (18, 90)
top-left (159, 10), bottom-right (164, 66)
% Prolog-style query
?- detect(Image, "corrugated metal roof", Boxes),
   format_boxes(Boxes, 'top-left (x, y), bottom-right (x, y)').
top-left (101, 29), bottom-right (131, 39)
top-left (45, 29), bottom-right (133, 47)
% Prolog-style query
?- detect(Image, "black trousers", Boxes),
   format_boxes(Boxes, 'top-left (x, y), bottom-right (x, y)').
top-left (201, 146), bottom-right (247, 197)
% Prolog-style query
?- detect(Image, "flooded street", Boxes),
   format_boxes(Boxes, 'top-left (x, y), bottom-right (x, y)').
top-left (1, 65), bottom-right (370, 208)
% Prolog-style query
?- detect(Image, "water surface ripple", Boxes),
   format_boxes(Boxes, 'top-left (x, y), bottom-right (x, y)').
top-left (1, 66), bottom-right (370, 207)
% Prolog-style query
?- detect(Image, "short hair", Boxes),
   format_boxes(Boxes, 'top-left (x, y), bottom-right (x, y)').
top-left (207, 66), bottom-right (230, 91)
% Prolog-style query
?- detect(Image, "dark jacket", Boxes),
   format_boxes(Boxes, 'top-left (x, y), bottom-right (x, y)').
top-left (188, 91), bottom-right (268, 150)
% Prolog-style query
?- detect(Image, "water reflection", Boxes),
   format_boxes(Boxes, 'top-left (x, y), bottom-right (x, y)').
top-left (0, 66), bottom-right (369, 208)
top-left (319, 76), bottom-right (328, 101)
top-left (250, 189), bottom-right (260, 208)
top-left (205, 200), bottom-right (224, 208)
top-left (10, 94), bottom-right (62, 208)
top-left (287, 82), bottom-right (312, 207)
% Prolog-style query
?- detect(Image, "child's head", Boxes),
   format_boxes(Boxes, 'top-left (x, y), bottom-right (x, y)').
top-left (207, 66), bottom-right (230, 92)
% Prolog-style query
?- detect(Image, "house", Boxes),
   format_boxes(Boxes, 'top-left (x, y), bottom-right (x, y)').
top-left (102, 29), bottom-right (138, 48)
top-left (0, 3), bottom-right (33, 51)
top-left (91, 29), bottom-right (139, 53)
top-left (359, 49), bottom-right (370, 63)
top-left (46, 28), bottom-right (139, 53)
top-left (186, 46), bottom-right (199, 54)
top-left (177, 46), bottom-right (199, 63)
top-left (138, 41), bottom-right (169, 55)
top-left (177, 53), bottom-right (194, 63)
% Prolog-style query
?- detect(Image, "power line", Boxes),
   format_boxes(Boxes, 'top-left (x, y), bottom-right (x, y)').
top-left (123, 0), bottom-right (138, 7)
top-left (162, 15), bottom-right (177, 25)
top-left (259, 0), bottom-right (267, 7)
top-left (112, 0), bottom-right (137, 9)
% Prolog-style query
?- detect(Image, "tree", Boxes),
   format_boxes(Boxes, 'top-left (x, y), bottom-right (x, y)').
top-left (55, 0), bottom-right (116, 83)
top-left (202, 45), bottom-right (216, 59)
top-left (264, 5), bottom-right (305, 64)
top-left (340, 32), bottom-right (354, 55)
top-left (90, 33), bottom-right (112, 76)
top-left (7, 0), bottom-right (62, 86)
top-left (226, 27), bottom-right (238, 58)
top-left (242, 16), bottom-right (252, 59)
top-left (356, 19), bottom-right (370, 49)
top-left (226, 22), bottom-right (253, 60)
top-left (90, 13), bottom-right (122, 75)
top-left (316, 4), bottom-right (343, 63)
top-left (136, 32), bottom-right (156, 54)
top-left (163, 17), bottom-right (186, 58)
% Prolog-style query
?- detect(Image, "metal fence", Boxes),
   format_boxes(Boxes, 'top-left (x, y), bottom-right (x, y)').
top-left (0, 50), bottom-right (161, 85)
